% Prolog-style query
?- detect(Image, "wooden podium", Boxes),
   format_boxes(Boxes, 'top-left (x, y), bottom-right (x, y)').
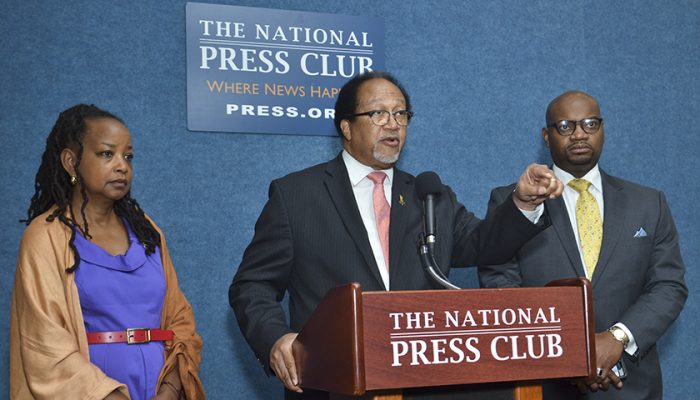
top-left (292, 278), bottom-right (596, 400)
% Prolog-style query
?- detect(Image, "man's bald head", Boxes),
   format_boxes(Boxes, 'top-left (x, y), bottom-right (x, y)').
top-left (546, 91), bottom-right (600, 126)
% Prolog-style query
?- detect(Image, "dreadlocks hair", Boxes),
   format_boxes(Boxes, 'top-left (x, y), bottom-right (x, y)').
top-left (23, 104), bottom-right (161, 272)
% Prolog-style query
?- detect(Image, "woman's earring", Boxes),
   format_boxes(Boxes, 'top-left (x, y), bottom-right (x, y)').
top-left (70, 175), bottom-right (77, 186)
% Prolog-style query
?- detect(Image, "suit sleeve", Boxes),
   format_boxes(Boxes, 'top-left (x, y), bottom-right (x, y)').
top-left (450, 184), bottom-right (546, 269)
top-left (229, 180), bottom-right (295, 373)
top-left (477, 185), bottom-right (525, 288)
top-left (11, 228), bottom-right (127, 399)
top-left (156, 226), bottom-right (206, 399)
top-left (619, 192), bottom-right (687, 357)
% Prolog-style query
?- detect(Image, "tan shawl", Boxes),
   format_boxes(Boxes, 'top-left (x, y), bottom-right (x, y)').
top-left (10, 209), bottom-right (205, 399)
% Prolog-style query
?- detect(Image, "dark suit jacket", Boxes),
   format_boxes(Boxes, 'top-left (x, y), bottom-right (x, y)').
top-left (230, 154), bottom-right (546, 399)
top-left (479, 170), bottom-right (687, 400)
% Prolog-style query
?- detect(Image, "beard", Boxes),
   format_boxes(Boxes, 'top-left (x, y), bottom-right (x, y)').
top-left (373, 144), bottom-right (401, 165)
top-left (372, 134), bottom-right (403, 165)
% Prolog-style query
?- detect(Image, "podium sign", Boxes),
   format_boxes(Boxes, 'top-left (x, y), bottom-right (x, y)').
top-left (363, 286), bottom-right (591, 389)
top-left (294, 279), bottom-right (595, 397)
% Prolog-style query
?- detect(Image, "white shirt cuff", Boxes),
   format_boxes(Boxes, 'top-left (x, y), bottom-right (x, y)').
top-left (614, 322), bottom-right (638, 356)
top-left (518, 203), bottom-right (544, 224)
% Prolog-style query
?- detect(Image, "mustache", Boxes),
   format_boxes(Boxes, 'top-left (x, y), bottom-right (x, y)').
top-left (378, 133), bottom-right (400, 141)
top-left (567, 141), bottom-right (592, 150)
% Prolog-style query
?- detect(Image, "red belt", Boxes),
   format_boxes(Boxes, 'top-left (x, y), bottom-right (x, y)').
top-left (86, 328), bottom-right (173, 345)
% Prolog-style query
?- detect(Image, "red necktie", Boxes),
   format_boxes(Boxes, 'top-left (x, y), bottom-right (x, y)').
top-left (367, 171), bottom-right (391, 272)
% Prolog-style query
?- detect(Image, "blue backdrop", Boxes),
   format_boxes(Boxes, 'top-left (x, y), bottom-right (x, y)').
top-left (1, 1), bottom-right (698, 398)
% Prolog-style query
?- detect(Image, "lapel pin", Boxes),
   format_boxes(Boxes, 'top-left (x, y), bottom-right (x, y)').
top-left (399, 194), bottom-right (405, 206)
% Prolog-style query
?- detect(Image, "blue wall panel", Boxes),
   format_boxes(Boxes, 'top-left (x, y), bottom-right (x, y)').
top-left (1, 1), bottom-right (698, 398)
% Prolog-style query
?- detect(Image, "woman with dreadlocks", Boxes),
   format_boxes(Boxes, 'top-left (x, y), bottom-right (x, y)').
top-left (9, 104), bottom-right (205, 399)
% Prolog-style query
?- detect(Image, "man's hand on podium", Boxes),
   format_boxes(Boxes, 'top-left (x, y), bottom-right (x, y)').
top-left (270, 332), bottom-right (303, 393)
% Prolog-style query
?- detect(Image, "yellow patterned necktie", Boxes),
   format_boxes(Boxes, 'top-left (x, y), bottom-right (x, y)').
top-left (568, 179), bottom-right (602, 278)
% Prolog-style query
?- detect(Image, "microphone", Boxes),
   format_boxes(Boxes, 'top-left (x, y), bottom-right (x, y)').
top-left (415, 171), bottom-right (443, 247)
top-left (415, 172), bottom-right (460, 290)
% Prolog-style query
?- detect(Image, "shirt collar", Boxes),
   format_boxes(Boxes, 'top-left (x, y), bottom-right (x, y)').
top-left (553, 164), bottom-right (602, 194)
top-left (342, 150), bottom-right (394, 187)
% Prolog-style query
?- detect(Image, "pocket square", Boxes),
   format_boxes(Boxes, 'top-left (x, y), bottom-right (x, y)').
top-left (633, 227), bottom-right (647, 238)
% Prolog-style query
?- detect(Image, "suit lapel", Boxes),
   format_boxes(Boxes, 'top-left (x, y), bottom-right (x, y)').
top-left (323, 155), bottom-right (386, 289)
top-left (387, 169), bottom-right (413, 288)
top-left (591, 171), bottom-right (626, 286)
top-left (546, 197), bottom-right (586, 277)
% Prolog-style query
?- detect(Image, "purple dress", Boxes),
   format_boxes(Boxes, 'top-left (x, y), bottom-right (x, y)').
top-left (74, 222), bottom-right (166, 400)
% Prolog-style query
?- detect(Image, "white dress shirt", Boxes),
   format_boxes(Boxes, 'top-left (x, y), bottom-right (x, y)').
top-left (552, 163), bottom-right (637, 356)
top-left (343, 151), bottom-right (393, 289)
top-left (553, 164), bottom-right (605, 277)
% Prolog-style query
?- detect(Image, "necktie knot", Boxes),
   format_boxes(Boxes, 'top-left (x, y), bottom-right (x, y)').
top-left (568, 178), bottom-right (592, 193)
top-left (367, 171), bottom-right (387, 185)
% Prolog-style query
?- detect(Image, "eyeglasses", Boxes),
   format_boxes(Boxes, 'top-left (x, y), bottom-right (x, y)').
top-left (346, 110), bottom-right (414, 126)
top-left (548, 117), bottom-right (603, 136)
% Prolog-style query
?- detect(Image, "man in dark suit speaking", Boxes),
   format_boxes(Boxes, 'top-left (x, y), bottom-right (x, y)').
top-left (229, 71), bottom-right (564, 399)
top-left (479, 90), bottom-right (687, 399)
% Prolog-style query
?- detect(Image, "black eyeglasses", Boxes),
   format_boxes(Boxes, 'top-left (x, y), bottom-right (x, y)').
top-left (345, 110), bottom-right (414, 126)
top-left (548, 117), bottom-right (603, 136)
